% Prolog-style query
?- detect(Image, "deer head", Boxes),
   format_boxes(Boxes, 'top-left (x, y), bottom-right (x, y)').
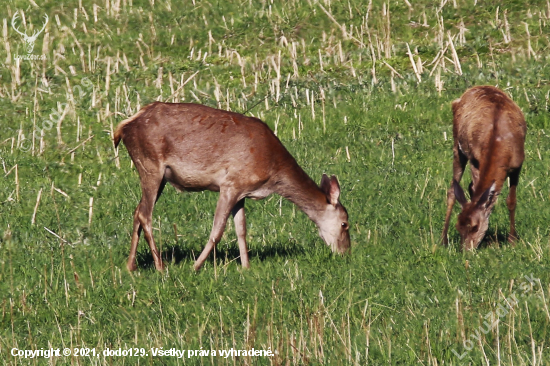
top-left (318, 174), bottom-right (351, 254)
top-left (454, 180), bottom-right (498, 250)
top-left (12, 12), bottom-right (48, 54)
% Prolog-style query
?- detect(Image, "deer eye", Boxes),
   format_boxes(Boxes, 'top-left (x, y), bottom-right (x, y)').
top-left (341, 222), bottom-right (349, 230)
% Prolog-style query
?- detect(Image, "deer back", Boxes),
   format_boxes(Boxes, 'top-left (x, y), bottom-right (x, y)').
top-left (452, 86), bottom-right (526, 194)
top-left (115, 102), bottom-right (304, 194)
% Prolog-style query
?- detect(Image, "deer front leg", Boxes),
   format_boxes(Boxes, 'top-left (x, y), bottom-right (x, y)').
top-left (232, 199), bottom-right (250, 268)
top-left (194, 189), bottom-right (238, 271)
top-left (442, 145), bottom-right (468, 246)
top-left (506, 167), bottom-right (521, 244)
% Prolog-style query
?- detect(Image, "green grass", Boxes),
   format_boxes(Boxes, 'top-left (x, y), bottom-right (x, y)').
top-left (1, 0), bottom-right (550, 364)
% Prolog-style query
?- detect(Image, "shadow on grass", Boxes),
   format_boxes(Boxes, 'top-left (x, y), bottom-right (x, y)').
top-left (136, 245), bottom-right (192, 270)
top-left (136, 242), bottom-right (307, 270)
top-left (446, 228), bottom-right (514, 251)
top-left (478, 228), bottom-right (514, 250)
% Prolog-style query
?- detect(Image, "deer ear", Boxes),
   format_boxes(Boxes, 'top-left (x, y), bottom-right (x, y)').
top-left (320, 174), bottom-right (331, 195)
top-left (453, 180), bottom-right (467, 207)
top-left (320, 174), bottom-right (341, 205)
top-left (477, 181), bottom-right (497, 208)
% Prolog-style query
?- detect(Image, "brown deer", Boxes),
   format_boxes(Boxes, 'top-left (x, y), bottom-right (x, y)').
top-left (114, 102), bottom-right (351, 271)
top-left (442, 86), bottom-right (526, 250)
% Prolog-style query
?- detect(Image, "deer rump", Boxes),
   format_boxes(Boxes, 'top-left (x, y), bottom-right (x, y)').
top-left (115, 102), bottom-right (350, 271)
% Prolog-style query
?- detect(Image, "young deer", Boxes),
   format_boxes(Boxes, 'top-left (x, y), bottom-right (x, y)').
top-left (114, 102), bottom-right (350, 271)
top-left (442, 86), bottom-right (526, 250)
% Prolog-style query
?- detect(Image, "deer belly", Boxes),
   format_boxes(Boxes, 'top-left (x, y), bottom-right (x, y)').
top-left (164, 166), bottom-right (221, 192)
top-left (247, 187), bottom-right (273, 200)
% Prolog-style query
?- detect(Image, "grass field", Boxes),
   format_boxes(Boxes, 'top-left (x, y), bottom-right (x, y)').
top-left (1, 0), bottom-right (550, 364)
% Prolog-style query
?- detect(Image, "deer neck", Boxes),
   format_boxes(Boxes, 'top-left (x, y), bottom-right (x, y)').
top-left (274, 164), bottom-right (328, 225)
top-left (473, 146), bottom-right (509, 203)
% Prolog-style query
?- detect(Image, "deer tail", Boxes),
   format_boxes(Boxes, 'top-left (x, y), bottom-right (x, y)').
top-left (113, 105), bottom-right (153, 148)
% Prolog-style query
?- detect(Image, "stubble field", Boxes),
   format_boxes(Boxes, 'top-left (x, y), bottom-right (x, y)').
top-left (1, 0), bottom-right (550, 364)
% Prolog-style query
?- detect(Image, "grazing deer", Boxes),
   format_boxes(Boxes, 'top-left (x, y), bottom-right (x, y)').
top-left (442, 86), bottom-right (526, 250)
top-left (114, 102), bottom-right (350, 271)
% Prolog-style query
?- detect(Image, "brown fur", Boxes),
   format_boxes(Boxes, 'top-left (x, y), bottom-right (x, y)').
top-left (115, 102), bottom-right (351, 271)
top-left (113, 104), bottom-right (154, 148)
top-left (442, 86), bottom-right (526, 249)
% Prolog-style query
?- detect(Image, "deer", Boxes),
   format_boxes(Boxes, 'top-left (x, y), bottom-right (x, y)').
top-left (114, 102), bottom-right (351, 272)
top-left (11, 12), bottom-right (48, 54)
top-left (442, 86), bottom-right (526, 250)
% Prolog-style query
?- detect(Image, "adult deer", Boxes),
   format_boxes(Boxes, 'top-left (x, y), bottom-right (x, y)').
top-left (442, 86), bottom-right (526, 250)
top-left (114, 102), bottom-right (350, 271)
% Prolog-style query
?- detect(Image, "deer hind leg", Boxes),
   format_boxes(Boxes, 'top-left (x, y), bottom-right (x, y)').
top-left (194, 189), bottom-right (238, 271)
top-left (506, 167), bottom-right (521, 244)
top-left (127, 205), bottom-right (144, 271)
top-left (231, 199), bottom-right (249, 268)
top-left (127, 175), bottom-right (166, 272)
top-left (442, 145), bottom-right (468, 245)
